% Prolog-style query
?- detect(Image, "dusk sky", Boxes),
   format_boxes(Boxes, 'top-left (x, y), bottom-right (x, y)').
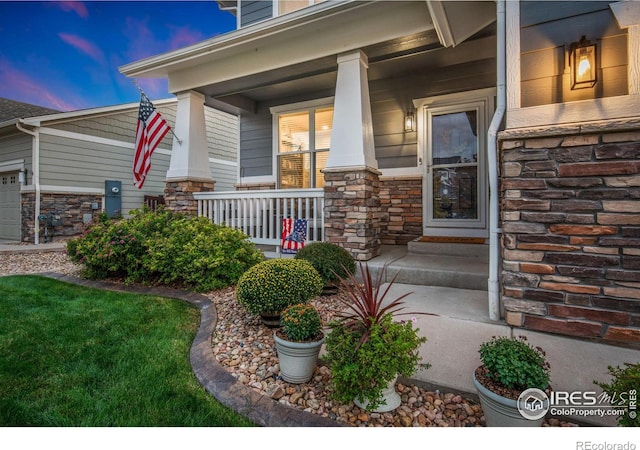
top-left (0, 1), bottom-right (236, 112)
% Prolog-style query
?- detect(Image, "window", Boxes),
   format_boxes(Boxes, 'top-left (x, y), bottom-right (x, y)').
top-left (278, 0), bottom-right (326, 16)
top-left (273, 103), bottom-right (333, 189)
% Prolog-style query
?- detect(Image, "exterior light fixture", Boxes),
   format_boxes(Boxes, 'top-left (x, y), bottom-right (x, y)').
top-left (404, 109), bottom-right (415, 132)
top-left (570, 36), bottom-right (597, 90)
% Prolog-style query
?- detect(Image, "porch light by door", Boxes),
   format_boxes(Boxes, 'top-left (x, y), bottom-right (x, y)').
top-left (570, 36), bottom-right (597, 90)
top-left (404, 109), bottom-right (415, 132)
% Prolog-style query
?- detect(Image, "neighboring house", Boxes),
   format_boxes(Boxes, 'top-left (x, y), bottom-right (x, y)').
top-left (0, 97), bottom-right (239, 243)
top-left (118, 0), bottom-right (640, 347)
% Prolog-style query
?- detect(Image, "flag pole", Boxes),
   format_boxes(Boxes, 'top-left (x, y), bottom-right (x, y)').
top-left (132, 79), bottom-right (182, 145)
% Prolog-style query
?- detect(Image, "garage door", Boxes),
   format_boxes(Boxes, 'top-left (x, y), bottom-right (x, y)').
top-left (0, 172), bottom-right (21, 240)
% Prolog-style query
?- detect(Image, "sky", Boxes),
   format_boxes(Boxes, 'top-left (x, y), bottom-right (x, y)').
top-left (0, 1), bottom-right (236, 112)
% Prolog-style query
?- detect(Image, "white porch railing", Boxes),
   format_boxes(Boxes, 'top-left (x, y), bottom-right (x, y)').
top-left (194, 188), bottom-right (325, 250)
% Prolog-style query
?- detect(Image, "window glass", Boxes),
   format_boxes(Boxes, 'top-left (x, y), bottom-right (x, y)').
top-left (279, 111), bottom-right (309, 152)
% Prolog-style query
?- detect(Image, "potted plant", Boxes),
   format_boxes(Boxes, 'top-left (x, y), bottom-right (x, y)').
top-left (294, 241), bottom-right (356, 295)
top-left (274, 303), bottom-right (325, 384)
top-left (594, 361), bottom-right (640, 427)
top-left (235, 258), bottom-right (323, 327)
top-left (473, 335), bottom-right (551, 427)
top-left (323, 262), bottom-right (430, 412)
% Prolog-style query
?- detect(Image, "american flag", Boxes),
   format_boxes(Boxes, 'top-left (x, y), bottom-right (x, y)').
top-left (132, 93), bottom-right (171, 189)
top-left (281, 218), bottom-right (307, 254)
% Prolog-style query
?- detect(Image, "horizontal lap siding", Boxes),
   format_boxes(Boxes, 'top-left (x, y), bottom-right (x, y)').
top-left (0, 134), bottom-right (32, 167)
top-left (240, 0), bottom-right (272, 27)
top-left (520, 3), bottom-right (627, 107)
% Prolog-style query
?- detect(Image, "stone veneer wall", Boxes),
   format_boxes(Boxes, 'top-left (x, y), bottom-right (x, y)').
top-left (323, 167), bottom-right (381, 260)
top-left (164, 178), bottom-right (215, 215)
top-left (499, 124), bottom-right (640, 347)
top-left (379, 176), bottom-right (423, 245)
top-left (21, 191), bottom-right (103, 243)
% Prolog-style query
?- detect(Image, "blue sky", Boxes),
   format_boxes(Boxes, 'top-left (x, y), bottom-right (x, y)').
top-left (0, 1), bottom-right (236, 111)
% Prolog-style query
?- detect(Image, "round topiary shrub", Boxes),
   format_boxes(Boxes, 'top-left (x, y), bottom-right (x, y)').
top-left (294, 242), bottom-right (356, 285)
top-left (235, 258), bottom-right (323, 317)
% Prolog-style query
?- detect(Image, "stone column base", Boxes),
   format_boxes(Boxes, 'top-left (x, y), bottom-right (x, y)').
top-left (164, 178), bottom-right (215, 215)
top-left (323, 166), bottom-right (381, 261)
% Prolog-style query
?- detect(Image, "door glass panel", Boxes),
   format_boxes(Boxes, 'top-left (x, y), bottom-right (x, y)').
top-left (432, 166), bottom-right (478, 219)
top-left (430, 110), bottom-right (479, 221)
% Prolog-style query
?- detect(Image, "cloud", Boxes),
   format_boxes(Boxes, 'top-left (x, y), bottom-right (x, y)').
top-left (58, 33), bottom-right (106, 65)
top-left (55, 1), bottom-right (89, 19)
top-left (0, 58), bottom-right (82, 111)
top-left (168, 26), bottom-right (205, 50)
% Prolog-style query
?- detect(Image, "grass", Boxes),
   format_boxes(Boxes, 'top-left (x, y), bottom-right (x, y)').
top-left (0, 275), bottom-right (255, 427)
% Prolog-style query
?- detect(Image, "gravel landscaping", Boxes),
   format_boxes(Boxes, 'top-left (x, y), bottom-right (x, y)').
top-left (0, 247), bottom-right (579, 427)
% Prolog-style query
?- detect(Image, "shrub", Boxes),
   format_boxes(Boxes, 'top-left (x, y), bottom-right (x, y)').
top-left (294, 242), bottom-right (355, 284)
top-left (280, 303), bottom-right (322, 342)
top-left (594, 362), bottom-right (640, 427)
top-left (235, 259), bottom-right (323, 316)
top-left (478, 335), bottom-right (550, 392)
top-left (324, 263), bottom-right (429, 411)
top-left (66, 207), bottom-right (264, 292)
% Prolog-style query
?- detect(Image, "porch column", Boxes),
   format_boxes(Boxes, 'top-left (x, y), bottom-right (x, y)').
top-left (323, 50), bottom-right (381, 261)
top-left (164, 90), bottom-right (214, 214)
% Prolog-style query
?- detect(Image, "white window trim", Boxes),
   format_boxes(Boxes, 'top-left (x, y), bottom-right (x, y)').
top-left (270, 97), bottom-right (334, 189)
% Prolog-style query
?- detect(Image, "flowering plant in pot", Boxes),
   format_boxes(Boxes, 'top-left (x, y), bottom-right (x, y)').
top-left (274, 303), bottom-right (325, 384)
top-left (235, 258), bottom-right (323, 327)
top-left (323, 262), bottom-right (431, 412)
top-left (474, 335), bottom-right (551, 426)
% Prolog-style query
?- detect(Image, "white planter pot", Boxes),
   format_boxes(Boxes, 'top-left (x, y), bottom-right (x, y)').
top-left (354, 376), bottom-right (401, 413)
top-left (274, 332), bottom-right (324, 384)
top-left (473, 370), bottom-right (547, 427)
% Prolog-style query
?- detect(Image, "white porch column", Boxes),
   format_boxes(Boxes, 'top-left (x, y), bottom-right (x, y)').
top-left (325, 50), bottom-right (377, 170)
top-left (166, 90), bottom-right (212, 180)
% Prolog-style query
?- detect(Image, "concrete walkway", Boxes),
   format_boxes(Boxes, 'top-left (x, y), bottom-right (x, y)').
top-left (3, 241), bottom-right (639, 426)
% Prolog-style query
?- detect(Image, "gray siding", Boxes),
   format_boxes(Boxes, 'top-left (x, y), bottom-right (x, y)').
top-left (240, 0), bottom-right (272, 27)
top-left (206, 105), bottom-right (239, 191)
top-left (51, 104), bottom-right (176, 150)
top-left (38, 132), bottom-right (170, 213)
top-left (520, 2), bottom-right (627, 107)
top-left (239, 103), bottom-right (273, 178)
top-left (0, 133), bottom-right (32, 169)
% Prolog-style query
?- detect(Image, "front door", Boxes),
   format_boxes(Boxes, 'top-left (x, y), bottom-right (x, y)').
top-left (417, 90), bottom-right (494, 238)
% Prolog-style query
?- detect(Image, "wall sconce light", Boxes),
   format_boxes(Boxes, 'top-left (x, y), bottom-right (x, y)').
top-left (570, 36), bottom-right (597, 90)
top-left (404, 109), bottom-right (415, 132)
top-left (18, 168), bottom-right (27, 184)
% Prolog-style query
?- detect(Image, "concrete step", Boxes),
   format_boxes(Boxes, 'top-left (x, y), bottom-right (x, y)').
top-left (408, 240), bottom-right (489, 258)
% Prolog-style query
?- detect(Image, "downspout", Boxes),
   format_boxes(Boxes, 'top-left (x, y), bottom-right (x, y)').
top-left (15, 121), bottom-right (41, 245)
top-left (487, 0), bottom-right (506, 321)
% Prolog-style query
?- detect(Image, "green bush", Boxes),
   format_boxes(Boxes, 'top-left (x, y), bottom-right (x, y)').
top-left (294, 241), bottom-right (355, 284)
top-left (594, 362), bottom-right (640, 427)
top-left (235, 259), bottom-right (323, 316)
top-left (66, 207), bottom-right (264, 292)
top-left (324, 314), bottom-right (427, 411)
top-left (479, 335), bottom-right (550, 391)
top-left (280, 303), bottom-right (322, 342)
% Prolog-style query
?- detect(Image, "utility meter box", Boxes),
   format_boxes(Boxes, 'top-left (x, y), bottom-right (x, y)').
top-left (105, 180), bottom-right (122, 218)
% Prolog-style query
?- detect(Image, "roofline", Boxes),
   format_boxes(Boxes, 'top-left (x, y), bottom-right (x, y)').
top-left (19, 98), bottom-right (177, 127)
top-left (118, 0), bottom-right (364, 78)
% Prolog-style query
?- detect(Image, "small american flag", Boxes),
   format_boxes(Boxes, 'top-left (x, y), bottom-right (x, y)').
top-left (132, 93), bottom-right (171, 189)
top-left (281, 218), bottom-right (307, 254)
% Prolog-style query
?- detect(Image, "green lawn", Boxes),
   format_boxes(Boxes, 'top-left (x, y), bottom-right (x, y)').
top-left (0, 275), bottom-right (254, 427)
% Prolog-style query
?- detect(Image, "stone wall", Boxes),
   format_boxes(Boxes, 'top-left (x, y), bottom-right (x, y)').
top-left (164, 178), bottom-right (215, 215)
top-left (379, 176), bottom-right (423, 245)
top-left (323, 167), bottom-right (381, 260)
top-left (499, 125), bottom-right (640, 347)
top-left (21, 191), bottom-right (103, 243)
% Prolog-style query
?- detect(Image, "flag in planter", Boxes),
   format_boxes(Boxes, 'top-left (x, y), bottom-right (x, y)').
top-left (281, 218), bottom-right (307, 254)
top-left (132, 93), bottom-right (171, 189)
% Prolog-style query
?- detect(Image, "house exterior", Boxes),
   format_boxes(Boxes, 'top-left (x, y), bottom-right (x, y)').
top-left (119, 0), bottom-right (640, 347)
top-left (0, 98), bottom-right (238, 243)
